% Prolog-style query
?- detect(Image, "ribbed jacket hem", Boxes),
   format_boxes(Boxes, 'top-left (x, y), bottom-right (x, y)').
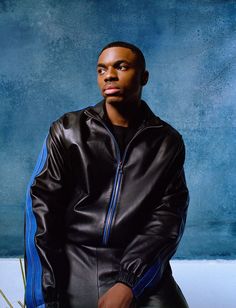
top-left (116, 270), bottom-right (139, 288)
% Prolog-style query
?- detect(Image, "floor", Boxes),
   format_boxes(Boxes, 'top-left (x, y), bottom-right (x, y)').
top-left (0, 259), bottom-right (235, 307)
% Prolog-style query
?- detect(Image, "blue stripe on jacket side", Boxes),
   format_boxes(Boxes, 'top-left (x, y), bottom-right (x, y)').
top-left (132, 258), bottom-right (162, 298)
top-left (25, 137), bottom-right (48, 308)
top-left (132, 219), bottom-right (186, 298)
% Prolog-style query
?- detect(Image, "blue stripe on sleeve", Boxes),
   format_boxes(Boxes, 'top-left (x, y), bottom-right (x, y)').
top-left (133, 220), bottom-right (185, 298)
top-left (132, 258), bottom-right (162, 298)
top-left (25, 137), bottom-right (48, 308)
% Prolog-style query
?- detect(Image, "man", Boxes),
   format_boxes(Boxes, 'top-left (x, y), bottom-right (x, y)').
top-left (25, 41), bottom-right (189, 308)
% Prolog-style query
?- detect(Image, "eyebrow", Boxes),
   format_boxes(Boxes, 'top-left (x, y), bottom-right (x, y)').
top-left (97, 60), bottom-right (131, 68)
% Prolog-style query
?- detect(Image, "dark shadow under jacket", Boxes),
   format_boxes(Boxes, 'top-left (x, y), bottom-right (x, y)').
top-left (25, 100), bottom-right (189, 308)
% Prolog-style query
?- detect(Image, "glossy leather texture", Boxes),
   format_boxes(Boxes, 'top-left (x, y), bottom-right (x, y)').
top-left (25, 100), bottom-right (189, 307)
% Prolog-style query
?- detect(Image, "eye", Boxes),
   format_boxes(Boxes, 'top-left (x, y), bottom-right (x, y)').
top-left (118, 64), bottom-right (128, 71)
top-left (97, 67), bottom-right (106, 75)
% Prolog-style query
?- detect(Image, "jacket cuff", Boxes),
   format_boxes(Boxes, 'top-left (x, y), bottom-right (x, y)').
top-left (116, 270), bottom-right (139, 288)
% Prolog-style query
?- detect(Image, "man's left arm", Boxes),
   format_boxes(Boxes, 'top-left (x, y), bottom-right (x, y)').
top-left (99, 137), bottom-right (189, 307)
top-left (117, 137), bottom-right (189, 299)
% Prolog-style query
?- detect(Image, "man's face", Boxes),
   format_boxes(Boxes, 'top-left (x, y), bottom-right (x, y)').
top-left (97, 47), bottom-right (147, 105)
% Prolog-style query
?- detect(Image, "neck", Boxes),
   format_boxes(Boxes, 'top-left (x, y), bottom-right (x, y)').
top-left (105, 100), bottom-right (141, 127)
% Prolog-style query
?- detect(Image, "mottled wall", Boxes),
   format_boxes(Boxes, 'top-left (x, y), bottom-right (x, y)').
top-left (0, 0), bottom-right (235, 258)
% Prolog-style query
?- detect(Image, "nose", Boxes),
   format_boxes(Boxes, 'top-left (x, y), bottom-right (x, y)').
top-left (104, 66), bottom-right (118, 82)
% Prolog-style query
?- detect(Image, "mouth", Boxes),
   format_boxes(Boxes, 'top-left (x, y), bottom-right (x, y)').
top-left (103, 85), bottom-right (120, 95)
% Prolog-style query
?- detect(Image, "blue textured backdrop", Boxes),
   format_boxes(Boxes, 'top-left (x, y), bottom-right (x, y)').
top-left (0, 0), bottom-right (235, 258)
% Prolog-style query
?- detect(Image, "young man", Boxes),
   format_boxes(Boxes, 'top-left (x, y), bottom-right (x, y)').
top-left (25, 42), bottom-right (189, 308)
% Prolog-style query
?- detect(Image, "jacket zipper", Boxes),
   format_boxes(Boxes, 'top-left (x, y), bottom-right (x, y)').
top-left (84, 110), bottom-right (122, 245)
top-left (102, 160), bottom-right (123, 245)
top-left (84, 110), bottom-right (163, 246)
top-left (102, 126), bottom-right (165, 245)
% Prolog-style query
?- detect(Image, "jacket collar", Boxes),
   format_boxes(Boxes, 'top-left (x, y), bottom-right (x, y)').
top-left (86, 100), bottom-right (163, 128)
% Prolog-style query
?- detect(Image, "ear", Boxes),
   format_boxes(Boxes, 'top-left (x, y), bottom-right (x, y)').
top-left (141, 70), bottom-right (149, 86)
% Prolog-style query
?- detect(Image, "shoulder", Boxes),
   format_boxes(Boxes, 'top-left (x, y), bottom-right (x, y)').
top-left (46, 106), bottom-right (92, 145)
top-left (56, 106), bottom-right (91, 128)
top-left (148, 110), bottom-right (185, 153)
top-left (160, 119), bottom-right (183, 144)
top-left (49, 105), bottom-right (92, 134)
top-left (142, 101), bottom-right (184, 147)
top-left (152, 118), bottom-right (186, 165)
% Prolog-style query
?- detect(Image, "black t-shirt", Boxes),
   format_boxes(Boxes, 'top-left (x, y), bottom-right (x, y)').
top-left (103, 105), bottom-right (143, 158)
top-left (110, 124), bottom-right (133, 157)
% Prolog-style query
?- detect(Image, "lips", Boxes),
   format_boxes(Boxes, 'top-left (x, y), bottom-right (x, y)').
top-left (103, 85), bottom-right (120, 95)
top-left (104, 88), bottom-right (120, 95)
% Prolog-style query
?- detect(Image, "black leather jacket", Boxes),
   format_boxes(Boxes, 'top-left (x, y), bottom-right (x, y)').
top-left (25, 100), bottom-right (189, 307)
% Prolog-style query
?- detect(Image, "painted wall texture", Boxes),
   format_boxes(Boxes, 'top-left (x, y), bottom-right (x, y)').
top-left (0, 0), bottom-right (235, 258)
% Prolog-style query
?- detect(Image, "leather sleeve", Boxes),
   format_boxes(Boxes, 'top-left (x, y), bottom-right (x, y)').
top-left (25, 120), bottom-right (67, 307)
top-left (116, 137), bottom-right (189, 299)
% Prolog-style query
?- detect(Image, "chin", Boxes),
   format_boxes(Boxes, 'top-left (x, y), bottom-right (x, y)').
top-left (105, 96), bottom-right (124, 105)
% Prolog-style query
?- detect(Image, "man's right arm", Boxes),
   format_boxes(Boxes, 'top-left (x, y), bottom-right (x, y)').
top-left (25, 121), bottom-right (68, 308)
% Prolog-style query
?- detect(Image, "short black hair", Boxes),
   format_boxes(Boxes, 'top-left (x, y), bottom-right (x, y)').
top-left (99, 41), bottom-right (146, 72)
